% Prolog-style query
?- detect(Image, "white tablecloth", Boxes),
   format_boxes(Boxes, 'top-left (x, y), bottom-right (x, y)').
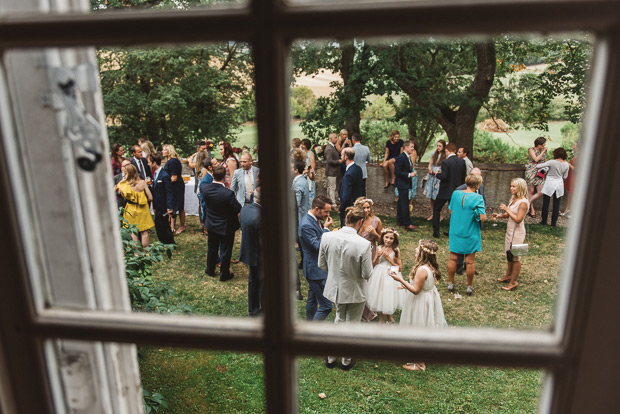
top-left (184, 177), bottom-right (199, 216)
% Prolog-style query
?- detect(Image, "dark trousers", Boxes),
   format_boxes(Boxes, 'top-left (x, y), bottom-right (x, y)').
top-left (362, 178), bottom-right (366, 196)
top-left (248, 265), bottom-right (262, 316)
top-left (396, 188), bottom-right (411, 226)
top-left (154, 211), bottom-right (175, 245)
top-left (206, 231), bottom-right (235, 279)
top-left (432, 198), bottom-right (449, 236)
top-left (306, 278), bottom-right (333, 321)
top-left (339, 203), bottom-right (352, 228)
top-left (542, 193), bottom-right (561, 226)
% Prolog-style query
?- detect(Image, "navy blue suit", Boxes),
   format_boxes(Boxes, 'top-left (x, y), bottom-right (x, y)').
top-left (299, 212), bottom-right (333, 320)
top-left (240, 202), bottom-right (262, 316)
top-left (433, 154), bottom-right (466, 236)
top-left (151, 168), bottom-right (175, 245)
top-left (131, 157), bottom-right (151, 180)
top-left (394, 152), bottom-right (414, 226)
top-left (338, 163), bottom-right (364, 226)
top-left (201, 182), bottom-right (242, 280)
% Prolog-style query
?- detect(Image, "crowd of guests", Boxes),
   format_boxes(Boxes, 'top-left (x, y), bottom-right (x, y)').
top-left (111, 132), bottom-right (577, 371)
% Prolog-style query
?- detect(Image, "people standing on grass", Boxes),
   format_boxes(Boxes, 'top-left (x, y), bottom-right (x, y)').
top-left (562, 141), bottom-right (578, 218)
top-left (536, 147), bottom-right (569, 227)
top-left (493, 178), bottom-right (529, 292)
top-left (367, 228), bottom-right (402, 324)
top-left (524, 137), bottom-right (548, 217)
top-left (390, 239), bottom-right (447, 372)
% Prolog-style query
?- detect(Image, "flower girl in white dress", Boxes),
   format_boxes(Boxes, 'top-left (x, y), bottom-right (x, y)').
top-left (367, 228), bottom-right (402, 324)
top-left (390, 239), bottom-right (447, 371)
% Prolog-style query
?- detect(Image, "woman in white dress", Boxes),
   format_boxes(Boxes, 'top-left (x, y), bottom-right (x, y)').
top-left (390, 239), bottom-right (447, 371)
top-left (536, 147), bottom-right (569, 227)
top-left (367, 228), bottom-right (402, 324)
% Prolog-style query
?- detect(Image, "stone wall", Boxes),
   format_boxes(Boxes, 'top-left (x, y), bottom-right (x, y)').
top-left (313, 161), bottom-right (564, 213)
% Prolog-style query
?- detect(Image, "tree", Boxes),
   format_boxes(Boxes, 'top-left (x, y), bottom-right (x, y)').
top-left (290, 86), bottom-right (317, 119)
top-left (98, 44), bottom-right (252, 154)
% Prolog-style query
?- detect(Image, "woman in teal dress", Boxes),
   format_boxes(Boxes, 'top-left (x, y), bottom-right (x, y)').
top-left (447, 173), bottom-right (487, 296)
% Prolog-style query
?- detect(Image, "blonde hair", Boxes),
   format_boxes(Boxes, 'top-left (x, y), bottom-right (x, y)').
top-left (141, 140), bottom-right (156, 156)
top-left (162, 144), bottom-right (179, 159)
top-left (411, 239), bottom-right (441, 281)
top-left (465, 173), bottom-right (483, 190)
top-left (511, 177), bottom-right (529, 200)
top-left (123, 164), bottom-right (140, 186)
top-left (354, 197), bottom-right (374, 217)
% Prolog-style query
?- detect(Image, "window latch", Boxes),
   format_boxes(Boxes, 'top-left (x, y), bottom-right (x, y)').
top-left (48, 65), bottom-right (103, 172)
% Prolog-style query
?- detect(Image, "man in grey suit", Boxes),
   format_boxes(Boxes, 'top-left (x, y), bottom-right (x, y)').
top-left (292, 159), bottom-right (309, 300)
top-left (319, 206), bottom-right (373, 371)
top-left (231, 152), bottom-right (260, 206)
top-left (240, 187), bottom-right (262, 316)
top-left (352, 133), bottom-right (371, 196)
top-left (324, 132), bottom-right (341, 209)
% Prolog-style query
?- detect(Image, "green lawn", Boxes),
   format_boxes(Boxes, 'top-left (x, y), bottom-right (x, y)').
top-left (139, 213), bottom-right (566, 412)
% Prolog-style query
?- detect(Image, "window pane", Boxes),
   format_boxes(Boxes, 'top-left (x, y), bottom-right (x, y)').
top-left (298, 357), bottom-right (544, 413)
top-left (290, 35), bottom-right (591, 330)
top-left (90, 0), bottom-right (247, 12)
top-left (140, 348), bottom-right (264, 412)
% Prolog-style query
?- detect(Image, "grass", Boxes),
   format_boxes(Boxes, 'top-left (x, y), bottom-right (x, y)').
top-left (139, 211), bottom-right (567, 412)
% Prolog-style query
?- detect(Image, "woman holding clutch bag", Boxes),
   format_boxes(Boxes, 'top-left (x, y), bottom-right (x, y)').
top-left (492, 178), bottom-right (529, 291)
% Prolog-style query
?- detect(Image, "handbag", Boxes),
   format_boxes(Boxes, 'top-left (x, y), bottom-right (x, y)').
top-left (536, 167), bottom-right (548, 179)
top-left (508, 219), bottom-right (529, 258)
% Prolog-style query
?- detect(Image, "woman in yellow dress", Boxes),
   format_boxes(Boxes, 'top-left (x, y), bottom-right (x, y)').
top-left (115, 164), bottom-right (154, 248)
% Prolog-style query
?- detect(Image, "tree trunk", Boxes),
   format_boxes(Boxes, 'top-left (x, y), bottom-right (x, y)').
top-left (339, 42), bottom-right (366, 134)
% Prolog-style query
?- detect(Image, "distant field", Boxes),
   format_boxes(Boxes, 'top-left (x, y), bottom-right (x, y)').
top-left (232, 120), bottom-right (572, 163)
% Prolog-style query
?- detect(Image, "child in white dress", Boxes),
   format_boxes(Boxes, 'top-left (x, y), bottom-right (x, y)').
top-left (390, 239), bottom-right (447, 371)
top-left (367, 228), bottom-right (402, 324)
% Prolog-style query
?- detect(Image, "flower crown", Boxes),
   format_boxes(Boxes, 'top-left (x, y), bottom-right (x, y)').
top-left (418, 241), bottom-right (437, 255)
top-left (355, 198), bottom-right (374, 206)
top-left (381, 228), bottom-right (399, 237)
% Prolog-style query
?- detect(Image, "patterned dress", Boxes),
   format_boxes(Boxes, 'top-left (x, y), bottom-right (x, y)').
top-left (525, 147), bottom-right (547, 186)
top-left (424, 151), bottom-right (443, 200)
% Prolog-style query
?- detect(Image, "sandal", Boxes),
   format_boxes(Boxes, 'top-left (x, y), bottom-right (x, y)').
top-left (497, 276), bottom-right (511, 283)
top-left (403, 363), bottom-right (426, 372)
top-left (502, 282), bottom-right (519, 291)
top-left (175, 226), bottom-right (186, 235)
top-left (426, 215), bottom-right (433, 221)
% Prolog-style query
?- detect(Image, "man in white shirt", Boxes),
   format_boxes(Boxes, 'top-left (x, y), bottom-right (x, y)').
top-left (319, 206), bottom-right (373, 371)
top-left (457, 146), bottom-right (474, 175)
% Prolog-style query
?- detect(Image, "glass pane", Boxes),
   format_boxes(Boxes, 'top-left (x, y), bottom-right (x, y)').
top-left (290, 35), bottom-right (591, 330)
top-left (140, 348), bottom-right (265, 412)
top-left (298, 357), bottom-right (543, 413)
top-left (90, 0), bottom-right (247, 12)
top-left (101, 43), bottom-right (260, 318)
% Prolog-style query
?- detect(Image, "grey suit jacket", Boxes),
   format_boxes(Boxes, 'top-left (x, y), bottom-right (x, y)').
top-left (319, 226), bottom-right (373, 304)
top-left (353, 143), bottom-right (371, 179)
top-left (292, 174), bottom-right (309, 225)
top-left (230, 166), bottom-right (260, 206)
top-left (324, 143), bottom-right (341, 177)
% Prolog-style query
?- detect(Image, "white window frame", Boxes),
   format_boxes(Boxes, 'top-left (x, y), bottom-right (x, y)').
top-left (0, 0), bottom-right (619, 413)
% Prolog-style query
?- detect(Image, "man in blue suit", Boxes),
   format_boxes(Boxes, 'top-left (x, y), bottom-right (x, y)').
top-left (394, 140), bottom-right (418, 231)
top-left (338, 147), bottom-right (364, 227)
top-left (299, 195), bottom-right (334, 320)
top-left (433, 142), bottom-right (466, 238)
top-left (292, 159), bottom-right (309, 299)
top-left (201, 165), bottom-right (242, 282)
top-left (240, 187), bottom-right (262, 316)
top-left (131, 145), bottom-right (151, 180)
top-left (147, 153), bottom-right (175, 245)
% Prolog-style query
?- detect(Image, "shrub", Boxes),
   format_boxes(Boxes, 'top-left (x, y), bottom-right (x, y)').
top-left (473, 130), bottom-right (529, 163)
top-left (290, 86), bottom-right (317, 119)
top-left (361, 96), bottom-right (396, 121)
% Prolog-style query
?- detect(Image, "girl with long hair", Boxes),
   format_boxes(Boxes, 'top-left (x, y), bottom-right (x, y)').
top-left (423, 139), bottom-right (447, 220)
top-left (390, 239), bottom-right (447, 371)
top-left (219, 141), bottom-right (238, 188)
top-left (367, 228), bottom-right (402, 324)
top-left (110, 143), bottom-right (125, 176)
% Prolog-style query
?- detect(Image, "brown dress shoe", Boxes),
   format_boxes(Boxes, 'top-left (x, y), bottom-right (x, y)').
top-left (405, 225), bottom-right (418, 231)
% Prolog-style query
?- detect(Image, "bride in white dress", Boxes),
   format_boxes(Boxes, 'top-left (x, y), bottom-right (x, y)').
top-left (367, 228), bottom-right (402, 324)
top-left (390, 239), bottom-right (447, 371)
